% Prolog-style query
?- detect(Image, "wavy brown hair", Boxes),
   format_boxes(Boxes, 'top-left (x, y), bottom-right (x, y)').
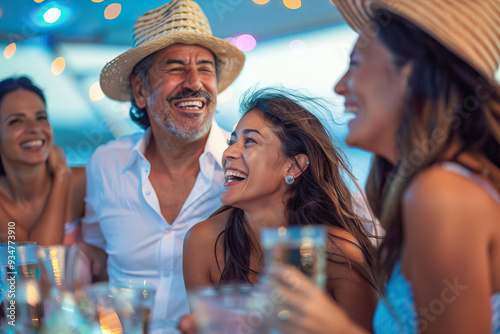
top-left (211, 87), bottom-right (378, 290)
top-left (365, 9), bottom-right (500, 291)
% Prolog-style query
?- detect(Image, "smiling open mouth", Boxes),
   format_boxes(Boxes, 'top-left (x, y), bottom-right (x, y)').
top-left (21, 140), bottom-right (44, 148)
top-left (175, 100), bottom-right (205, 110)
top-left (225, 170), bottom-right (247, 183)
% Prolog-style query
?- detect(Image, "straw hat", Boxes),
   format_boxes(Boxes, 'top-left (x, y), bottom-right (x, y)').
top-left (100, 0), bottom-right (245, 102)
top-left (330, 0), bottom-right (500, 90)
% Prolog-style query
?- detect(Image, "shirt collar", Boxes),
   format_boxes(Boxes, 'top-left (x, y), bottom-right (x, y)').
top-left (203, 119), bottom-right (229, 170)
top-left (122, 121), bottom-right (229, 171)
top-left (123, 128), bottom-right (152, 171)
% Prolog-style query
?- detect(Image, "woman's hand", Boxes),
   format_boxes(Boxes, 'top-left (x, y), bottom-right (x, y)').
top-left (178, 314), bottom-right (196, 334)
top-left (47, 146), bottom-right (71, 180)
top-left (266, 265), bottom-right (368, 334)
top-left (28, 146), bottom-right (71, 245)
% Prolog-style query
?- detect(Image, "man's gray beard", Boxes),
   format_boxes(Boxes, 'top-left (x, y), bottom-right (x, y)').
top-left (162, 116), bottom-right (212, 141)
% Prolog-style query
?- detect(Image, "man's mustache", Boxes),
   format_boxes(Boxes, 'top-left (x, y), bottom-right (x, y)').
top-left (167, 89), bottom-right (213, 103)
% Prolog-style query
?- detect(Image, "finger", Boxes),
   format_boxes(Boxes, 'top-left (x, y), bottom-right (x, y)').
top-left (268, 283), bottom-right (308, 314)
top-left (267, 265), bottom-right (318, 294)
top-left (275, 308), bottom-right (308, 334)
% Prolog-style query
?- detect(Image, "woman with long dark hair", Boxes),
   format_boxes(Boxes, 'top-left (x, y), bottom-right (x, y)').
top-left (0, 76), bottom-right (86, 245)
top-left (267, 1), bottom-right (500, 333)
top-left (182, 87), bottom-right (379, 331)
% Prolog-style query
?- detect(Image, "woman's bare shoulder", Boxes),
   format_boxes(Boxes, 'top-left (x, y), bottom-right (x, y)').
top-left (70, 166), bottom-right (85, 178)
top-left (183, 209), bottom-right (231, 290)
top-left (69, 167), bottom-right (86, 190)
top-left (405, 165), bottom-right (498, 207)
top-left (326, 226), bottom-right (366, 265)
top-left (68, 167), bottom-right (86, 220)
top-left (186, 209), bottom-right (231, 243)
top-left (403, 165), bottom-right (500, 233)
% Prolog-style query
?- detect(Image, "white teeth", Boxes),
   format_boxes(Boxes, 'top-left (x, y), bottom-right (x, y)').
top-left (176, 101), bottom-right (203, 109)
top-left (345, 106), bottom-right (358, 114)
top-left (225, 170), bottom-right (247, 179)
top-left (21, 140), bottom-right (43, 148)
top-left (225, 170), bottom-right (247, 183)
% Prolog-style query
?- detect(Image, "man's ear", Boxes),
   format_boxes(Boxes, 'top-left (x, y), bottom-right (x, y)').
top-left (131, 74), bottom-right (148, 109)
top-left (286, 153), bottom-right (309, 178)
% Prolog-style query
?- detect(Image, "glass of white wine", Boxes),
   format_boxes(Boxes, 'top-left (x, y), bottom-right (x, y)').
top-left (261, 225), bottom-right (327, 289)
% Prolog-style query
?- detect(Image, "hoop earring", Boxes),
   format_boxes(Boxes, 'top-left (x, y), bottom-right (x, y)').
top-left (284, 175), bottom-right (295, 185)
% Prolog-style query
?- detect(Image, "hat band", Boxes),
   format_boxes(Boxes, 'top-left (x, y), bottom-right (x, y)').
top-left (135, 18), bottom-right (211, 46)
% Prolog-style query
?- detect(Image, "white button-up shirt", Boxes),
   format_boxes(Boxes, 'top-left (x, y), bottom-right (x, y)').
top-left (82, 120), bottom-right (228, 333)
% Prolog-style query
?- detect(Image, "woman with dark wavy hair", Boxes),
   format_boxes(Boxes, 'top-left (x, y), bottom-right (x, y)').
top-left (266, 1), bottom-right (500, 333)
top-left (0, 76), bottom-right (86, 245)
top-left (182, 87), bottom-right (379, 331)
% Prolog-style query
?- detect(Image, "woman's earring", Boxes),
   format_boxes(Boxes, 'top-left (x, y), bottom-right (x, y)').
top-left (285, 175), bottom-right (295, 185)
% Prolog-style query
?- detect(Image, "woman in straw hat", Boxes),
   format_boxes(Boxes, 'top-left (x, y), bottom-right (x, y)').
top-left (265, 0), bottom-right (500, 333)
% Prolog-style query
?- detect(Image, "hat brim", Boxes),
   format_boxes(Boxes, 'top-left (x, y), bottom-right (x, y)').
top-left (330, 0), bottom-right (500, 93)
top-left (100, 32), bottom-right (245, 102)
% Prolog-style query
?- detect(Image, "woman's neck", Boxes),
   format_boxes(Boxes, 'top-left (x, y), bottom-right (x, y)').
top-left (243, 205), bottom-right (287, 234)
top-left (1, 162), bottom-right (51, 203)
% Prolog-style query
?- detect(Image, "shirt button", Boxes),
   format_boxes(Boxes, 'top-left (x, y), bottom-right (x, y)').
top-left (164, 229), bottom-right (171, 235)
top-left (145, 190), bottom-right (151, 195)
top-left (145, 169), bottom-right (149, 174)
top-left (163, 271), bottom-right (169, 277)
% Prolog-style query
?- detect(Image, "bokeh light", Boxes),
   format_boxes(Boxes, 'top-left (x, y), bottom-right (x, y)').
top-left (0, 9), bottom-right (3, 18)
top-left (104, 3), bottom-right (121, 20)
top-left (51, 57), bottom-right (66, 76)
top-left (33, 4), bottom-right (71, 28)
top-left (4, 43), bottom-right (16, 59)
top-left (218, 87), bottom-right (233, 103)
top-left (289, 39), bottom-right (308, 56)
top-left (89, 82), bottom-right (105, 101)
top-left (91, 0), bottom-right (105, 2)
top-left (252, 0), bottom-right (270, 4)
top-left (34, 0), bottom-right (45, 3)
top-left (235, 34), bottom-right (257, 52)
top-left (43, 7), bottom-right (61, 24)
top-left (283, 0), bottom-right (301, 10)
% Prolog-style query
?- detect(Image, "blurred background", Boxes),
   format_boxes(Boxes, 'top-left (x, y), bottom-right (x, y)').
top-left (1, 0), bottom-right (499, 187)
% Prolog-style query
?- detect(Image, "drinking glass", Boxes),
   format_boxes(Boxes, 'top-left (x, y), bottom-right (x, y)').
top-left (75, 282), bottom-right (122, 334)
top-left (36, 245), bottom-right (92, 333)
top-left (110, 279), bottom-right (156, 333)
top-left (188, 284), bottom-right (271, 334)
top-left (261, 225), bottom-right (327, 289)
top-left (76, 280), bottom-right (156, 334)
top-left (0, 241), bottom-right (42, 333)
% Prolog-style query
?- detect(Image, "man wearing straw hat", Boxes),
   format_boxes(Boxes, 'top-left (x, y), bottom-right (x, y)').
top-left (81, 0), bottom-right (245, 330)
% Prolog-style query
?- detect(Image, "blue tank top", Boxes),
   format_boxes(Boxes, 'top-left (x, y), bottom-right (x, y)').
top-left (373, 162), bottom-right (500, 333)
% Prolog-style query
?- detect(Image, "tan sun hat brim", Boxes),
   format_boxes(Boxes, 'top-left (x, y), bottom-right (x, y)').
top-left (100, 33), bottom-right (245, 102)
top-left (330, 0), bottom-right (500, 92)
